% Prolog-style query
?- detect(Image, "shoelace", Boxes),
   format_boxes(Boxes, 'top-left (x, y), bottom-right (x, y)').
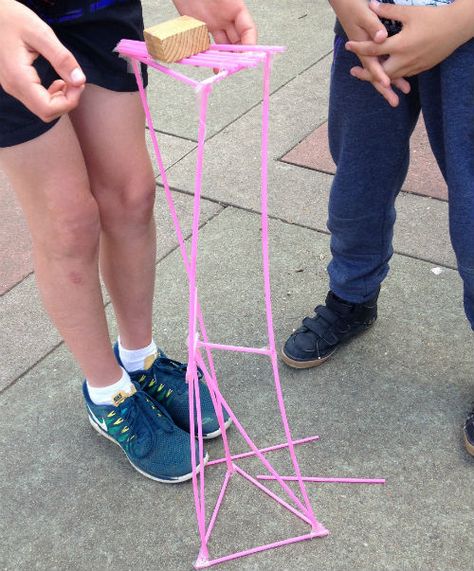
top-left (145, 352), bottom-right (203, 397)
top-left (119, 390), bottom-right (174, 441)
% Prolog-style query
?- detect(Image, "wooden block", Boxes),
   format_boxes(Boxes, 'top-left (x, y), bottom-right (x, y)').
top-left (144, 16), bottom-right (210, 63)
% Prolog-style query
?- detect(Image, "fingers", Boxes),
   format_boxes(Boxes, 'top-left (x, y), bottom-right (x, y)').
top-left (235, 7), bottom-right (257, 45)
top-left (47, 79), bottom-right (66, 95)
top-left (364, 8), bottom-right (388, 43)
top-left (382, 55), bottom-right (417, 80)
top-left (346, 38), bottom-right (392, 58)
top-left (349, 65), bottom-right (370, 83)
top-left (212, 29), bottom-right (231, 45)
top-left (350, 65), bottom-right (400, 107)
top-left (4, 55), bottom-right (85, 121)
top-left (359, 55), bottom-right (391, 87)
top-left (369, 0), bottom-right (405, 22)
top-left (25, 82), bottom-right (84, 122)
top-left (25, 23), bottom-right (86, 86)
top-left (346, 37), bottom-right (414, 82)
top-left (373, 28), bottom-right (388, 43)
top-left (392, 76), bottom-right (411, 94)
top-left (212, 5), bottom-right (257, 47)
top-left (373, 80), bottom-right (400, 108)
top-left (225, 24), bottom-right (241, 45)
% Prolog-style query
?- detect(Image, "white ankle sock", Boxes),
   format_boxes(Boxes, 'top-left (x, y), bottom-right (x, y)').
top-left (87, 368), bottom-right (134, 406)
top-left (118, 338), bottom-right (158, 372)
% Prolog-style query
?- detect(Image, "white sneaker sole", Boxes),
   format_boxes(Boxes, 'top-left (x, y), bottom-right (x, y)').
top-left (88, 416), bottom-right (209, 484)
top-left (203, 417), bottom-right (233, 440)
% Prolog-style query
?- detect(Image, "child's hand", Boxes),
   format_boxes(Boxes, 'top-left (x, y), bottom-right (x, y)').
top-left (172, 0), bottom-right (257, 45)
top-left (0, 0), bottom-right (86, 123)
top-left (329, 0), bottom-right (410, 107)
top-left (346, 0), bottom-right (474, 80)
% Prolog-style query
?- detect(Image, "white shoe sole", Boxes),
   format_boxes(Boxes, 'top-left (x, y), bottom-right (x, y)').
top-left (88, 416), bottom-right (209, 484)
top-left (203, 417), bottom-right (233, 440)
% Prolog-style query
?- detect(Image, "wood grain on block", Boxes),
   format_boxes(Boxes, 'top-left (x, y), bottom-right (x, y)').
top-left (144, 16), bottom-right (210, 63)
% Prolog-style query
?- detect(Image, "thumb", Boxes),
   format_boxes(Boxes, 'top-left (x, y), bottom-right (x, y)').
top-left (369, 1), bottom-right (405, 23)
top-left (26, 24), bottom-right (86, 86)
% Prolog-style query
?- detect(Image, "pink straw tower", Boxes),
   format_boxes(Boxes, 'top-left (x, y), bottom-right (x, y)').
top-left (116, 39), bottom-right (384, 569)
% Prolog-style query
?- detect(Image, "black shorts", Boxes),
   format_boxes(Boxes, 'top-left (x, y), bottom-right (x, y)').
top-left (0, 0), bottom-right (148, 148)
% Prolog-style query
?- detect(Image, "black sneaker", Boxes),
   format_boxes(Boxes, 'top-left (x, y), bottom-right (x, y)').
top-left (281, 289), bottom-right (379, 369)
top-left (464, 406), bottom-right (474, 457)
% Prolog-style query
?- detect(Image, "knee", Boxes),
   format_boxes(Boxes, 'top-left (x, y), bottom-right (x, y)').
top-left (96, 174), bottom-right (156, 231)
top-left (39, 196), bottom-right (101, 261)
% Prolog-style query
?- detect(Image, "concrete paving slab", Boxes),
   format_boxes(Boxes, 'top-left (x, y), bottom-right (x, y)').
top-left (2, 207), bottom-right (471, 571)
top-left (161, 56), bottom-right (456, 269)
top-left (0, 171), bottom-right (32, 295)
top-left (282, 117), bottom-right (448, 201)
top-left (142, 0), bottom-right (334, 140)
top-left (163, 56), bottom-right (332, 211)
top-left (0, 192), bottom-right (222, 393)
top-left (146, 129), bottom-right (196, 179)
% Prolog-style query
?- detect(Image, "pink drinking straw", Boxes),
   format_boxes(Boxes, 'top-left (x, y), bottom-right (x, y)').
top-left (117, 41), bottom-right (385, 569)
top-left (257, 475), bottom-right (386, 485)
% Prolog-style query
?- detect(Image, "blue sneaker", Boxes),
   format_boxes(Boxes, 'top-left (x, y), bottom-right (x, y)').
top-left (83, 381), bottom-right (207, 483)
top-left (114, 344), bottom-right (231, 440)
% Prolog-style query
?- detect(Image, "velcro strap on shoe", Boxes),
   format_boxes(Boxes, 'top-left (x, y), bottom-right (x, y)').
top-left (302, 317), bottom-right (339, 346)
top-left (302, 307), bottom-right (342, 346)
top-left (315, 305), bottom-right (340, 325)
top-left (321, 329), bottom-right (340, 346)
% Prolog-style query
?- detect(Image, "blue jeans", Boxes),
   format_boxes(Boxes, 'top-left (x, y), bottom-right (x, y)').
top-left (327, 35), bottom-right (474, 330)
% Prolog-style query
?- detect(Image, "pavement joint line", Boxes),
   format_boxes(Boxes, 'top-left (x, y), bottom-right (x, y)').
top-left (268, 49), bottom-right (333, 99)
top-left (0, 270), bottom-right (35, 298)
top-left (146, 124), bottom-right (199, 145)
top-left (156, 147), bottom-right (199, 181)
top-left (276, 118), bottom-right (330, 163)
top-left (1, 198), bottom-right (455, 398)
top-left (278, 157), bottom-right (449, 206)
top-left (151, 50), bottom-right (335, 154)
top-left (202, 50), bottom-right (334, 145)
top-left (146, 52), bottom-right (334, 192)
top-left (0, 341), bottom-right (64, 398)
top-left (165, 184), bottom-right (458, 271)
top-left (0, 202), bottom-right (227, 397)
top-left (155, 150), bottom-right (198, 181)
top-left (396, 190), bottom-right (448, 205)
top-left (279, 161), bottom-right (335, 177)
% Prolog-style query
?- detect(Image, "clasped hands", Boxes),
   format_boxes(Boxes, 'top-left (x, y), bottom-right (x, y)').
top-left (342, 0), bottom-right (471, 107)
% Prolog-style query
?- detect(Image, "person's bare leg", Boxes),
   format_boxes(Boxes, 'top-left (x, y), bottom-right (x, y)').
top-left (0, 117), bottom-right (122, 386)
top-left (70, 86), bottom-right (156, 350)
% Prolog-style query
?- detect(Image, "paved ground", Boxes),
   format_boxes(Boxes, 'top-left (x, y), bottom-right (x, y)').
top-left (281, 117), bottom-right (448, 201)
top-left (1, 1), bottom-right (473, 570)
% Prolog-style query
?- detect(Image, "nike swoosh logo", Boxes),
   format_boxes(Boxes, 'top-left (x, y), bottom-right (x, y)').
top-left (87, 406), bottom-right (108, 432)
